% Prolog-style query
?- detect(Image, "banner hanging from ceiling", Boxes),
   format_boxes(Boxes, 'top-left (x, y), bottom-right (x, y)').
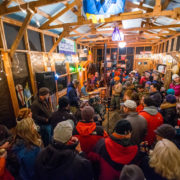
top-left (83, 0), bottom-right (126, 15)
top-left (59, 38), bottom-right (76, 55)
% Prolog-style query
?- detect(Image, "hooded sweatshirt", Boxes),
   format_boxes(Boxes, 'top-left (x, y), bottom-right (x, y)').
top-left (73, 121), bottom-right (108, 154)
top-left (139, 106), bottom-right (163, 145)
top-left (88, 136), bottom-right (139, 180)
top-left (35, 141), bottom-right (93, 180)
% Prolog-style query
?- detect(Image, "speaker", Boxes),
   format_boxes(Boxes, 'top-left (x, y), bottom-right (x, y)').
top-left (35, 72), bottom-right (56, 95)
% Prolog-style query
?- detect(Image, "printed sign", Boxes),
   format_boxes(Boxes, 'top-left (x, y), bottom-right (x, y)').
top-left (59, 38), bottom-right (76, 55)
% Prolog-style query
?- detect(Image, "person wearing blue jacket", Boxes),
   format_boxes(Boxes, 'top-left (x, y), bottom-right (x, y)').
top-left (12, 118), bottom-right (42, 180)
top-left (67, 80), bottom-right (80, 107)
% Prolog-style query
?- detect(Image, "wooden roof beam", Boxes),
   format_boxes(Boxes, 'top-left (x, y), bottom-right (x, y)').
top-left (40, 0), bottom-right (80, 29)
top-left (49, 30), bottom-right (68, 54)
top-left (67, 24), bottom-right (180, 38)
top-left (0, 0), bottom-right (67, 16)
top-left (125, 1), bottom-right (153, 12)
top-left (10, 11), bottom-right (33, 58)
top-left (0, 0), bottom-right (13, 8)
top-left (162, 0), bottom-right (171, 10)
top-left (36, 9), bottom-right (63, 25)
top-left (44, 9), bottom-right (179, 30)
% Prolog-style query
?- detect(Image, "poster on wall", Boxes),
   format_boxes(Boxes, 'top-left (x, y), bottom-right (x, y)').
top-left (59, 38), bottom-right (76, 55)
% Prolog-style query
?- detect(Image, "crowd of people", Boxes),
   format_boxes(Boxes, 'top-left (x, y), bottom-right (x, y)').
top-left (0, 69), bottom-right (180, 180)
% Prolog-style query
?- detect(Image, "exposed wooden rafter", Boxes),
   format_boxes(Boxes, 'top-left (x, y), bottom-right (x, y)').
top-left (162, 0), bottom-right (171, 10)
top-left (0, 0), bottom-right (13, 8)
top-left (40, 0), bottom-right (79, 29)
top-left (42, 8), bottom-right (180, 30)
top-left (49, 30), bottom-right (68, 54)
top-left (67, 24), bottom-right (180, 38)
top-left (0, 0), bottom-right (68, 16)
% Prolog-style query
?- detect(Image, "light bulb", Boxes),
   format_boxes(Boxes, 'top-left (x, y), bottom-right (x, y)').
top-left (119, 42), bottom-right (126, 48)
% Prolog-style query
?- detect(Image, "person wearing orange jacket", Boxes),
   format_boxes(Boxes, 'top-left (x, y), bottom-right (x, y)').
top-left (73, 106), bottom-right (108, 155)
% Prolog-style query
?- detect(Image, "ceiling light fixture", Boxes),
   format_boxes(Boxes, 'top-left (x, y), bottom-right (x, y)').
top-left (119, 41), bottom-right (126, 48)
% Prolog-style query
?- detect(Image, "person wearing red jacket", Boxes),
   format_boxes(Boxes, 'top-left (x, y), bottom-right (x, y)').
top-left (73, 106), bottom-right (108, 155)
top-left (88, 120), bottom-right (139, 180)
top-left (139, 97), bottom-right (163, 146)
top-left (140, 72), bottom-right (150, 85)
top-left (0, 150), bottom-right (14, 180)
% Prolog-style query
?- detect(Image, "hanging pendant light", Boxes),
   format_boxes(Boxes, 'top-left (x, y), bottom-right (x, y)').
top-left (112, 27), bottom-right (124, 41)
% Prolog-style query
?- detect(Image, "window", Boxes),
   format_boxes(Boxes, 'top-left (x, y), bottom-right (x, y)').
top-left (57, 76), bottom-right (68, 91)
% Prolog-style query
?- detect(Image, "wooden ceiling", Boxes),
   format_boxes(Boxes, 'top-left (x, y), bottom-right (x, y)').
top-left (0, 0), bottom-right (180, 55)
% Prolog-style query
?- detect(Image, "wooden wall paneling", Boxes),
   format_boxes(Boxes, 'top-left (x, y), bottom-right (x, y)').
top-left (0, 19), bottom-right (7, 50)
top-left (24, 30), bottom-right (36, 96)
top-left (40, 33), bottom-right (46, 52)
top-left (2, 52), bottom-right (19, 117)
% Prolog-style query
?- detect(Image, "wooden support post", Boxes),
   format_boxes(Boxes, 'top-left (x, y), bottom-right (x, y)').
top-left (24, 30), bottom-right (36, 96)
top-left (40, 33), bottom-right (46, 52)
top-left (49, 31), bottom-right (68, 54)
top-left (52, 37), bottom-right (57, 53)
top-left (2, 52), bottom-right (19, 117)
top-left (164, 41), bottom-right (167, 52)
top-left (0, 19), bottom-right (7, 50)
top-left (168, 39), bottom-right (172, 52)
top-left (66, 62), bottom-right (70, 83)
top-left (10, 11), bottom-right (33, 58)
top-left (173, 37), bottom-right (178, 52)
top-left (154, 0), bottom-right (162, 12)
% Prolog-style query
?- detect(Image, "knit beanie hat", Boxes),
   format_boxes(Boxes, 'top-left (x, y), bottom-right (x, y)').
top-left (124, 100), bottom-right (137, 109)
top-left (53, 120), bottom-right (74, 143)
top-left (81, 106), bottom-right (94, 122)
top-left (154, 124), bottom-right (176, 140)
top-left (145, 81), bottom-right (151, 85)
top-left (167, 89), bottom-right (175, 95)
top-left (120, 164), bottom-right (145, 180)
top-left (114, 120), bottom-right (132, 135)
top-left (114, 76), bottom-right (120, 81)
top-left (39, 87), bottom-right (50, 96)
top-left (58, 96), bottom-right (69, 109)
top-left (166, 94), bottom-right (176, 104)
top-left (0, 125), bottom-right (13, 146)
top-left (172, 74), bottom-right (179, 80)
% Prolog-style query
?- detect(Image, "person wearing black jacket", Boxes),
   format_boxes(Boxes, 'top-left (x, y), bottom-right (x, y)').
top-left (160, 94), bottom-right (177, 126)
top-left (49, 96), bottom-right (76, 130)
top-left (150, 83), bottom-right (162, 107)
top-left (31, 87), bottom-right (52, 146)
top-left (35, 120), bottom-right (93, 180)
